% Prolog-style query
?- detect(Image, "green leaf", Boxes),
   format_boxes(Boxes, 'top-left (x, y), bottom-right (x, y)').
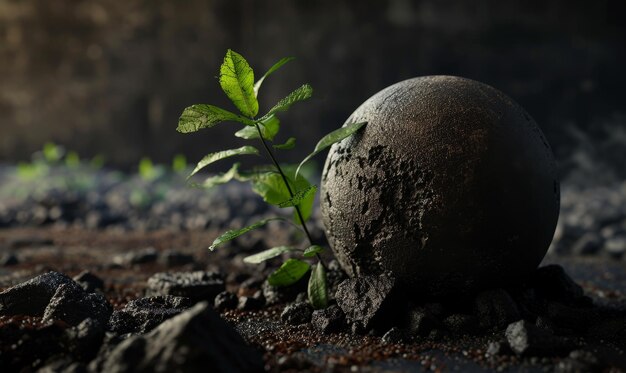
top-left (177, 104), bottom-right (254, 133)
top-left (188, 146), bottom-right (258, 179)
top-left (209, 217), bottom-right (282, 251)
top-left (235, 115), bottom-right (280, 141)
top-left (278, 185), bottom-right (317, 208)
top-left (308, 263), bottom-right (328, 309)
top-left (243, 246), bottom-right (294, 264)
top-left (296, 122), bottom-right (367, 177)
top-left (254, 56), bottom-right (295, 96)
top-left (273, 137), bottom-right (296, 150)
top-left (219, 49), bottom-right (258, 118)
top-left (264, 84), bottom-right (313, 118)
top-left (268, 259), bottom-right (310, 287)
top-left (303, 245), bottom-right (325, 258)
top-left (190, 163), bottom-right (240, 189)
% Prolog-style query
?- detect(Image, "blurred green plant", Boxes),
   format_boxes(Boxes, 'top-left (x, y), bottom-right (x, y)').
top-left (177, 49), bottom-right (366, 309)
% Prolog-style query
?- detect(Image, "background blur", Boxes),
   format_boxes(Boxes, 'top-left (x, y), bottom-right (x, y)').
top-left (0, 0), bottom-right (625, 182)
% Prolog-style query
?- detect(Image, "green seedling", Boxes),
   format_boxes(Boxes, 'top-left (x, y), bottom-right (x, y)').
top-left (176, 49), bottom-right (366, 309)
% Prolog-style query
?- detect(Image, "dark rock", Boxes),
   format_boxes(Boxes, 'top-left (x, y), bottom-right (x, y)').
top-left (321, 76), bottom-right (559, 298)
top-left (486, 340), bottom-right (513, 356)
top-left (0, 271), bottom-right (78, 316)
top-left (505, 320), bottom-right (575, 356)
top-left (73, 270), bottom-right (105, 293)
top-left (311, 305), bottom-right (346, 334)
top-left (571, 233), bottom-right (603, 255)
top-left (0, 320), bottom-right (66, 371)
top-left (240, 276), bottom-right (264, 293)
top-left (38, 359), bottom-right (87, 373)
top-left (147, 271), bottom-right (225, 301)
top-left (1, 252), bottom-right (18, 266)
top-left (546, 302), bottom-right (593, 331)
top-left (43, 283), bottom-right (112, 326)
top-left (160, 249), bottom-right (195, 267)
top-left (113, 247), bottom-right (158, 266)
top-left (443, 314), bottom-right (478, 335)
top-left (326, 259), bottom-right (348, 298)
top-left (535, 316), bottom-right (555, 333)
top-left (555, 350), bottom-right (605, 373)
top-left (214, 291), bottom-right (238, 311)
top-left (335, 274), bottom-right (398, 331)
top-left (109, 295), bottom-right (193, 334)
top-left (237, 296), bottom-right (264, 311)
top-left (281, 302), bottom-right (313, 325)
top-left (473, 289), bottom-right (521, 330)
top-left (98, 302), bottom-right (263, 373)
top-left (381, 327), bottom-right (406, 344)
top-left (261, 277), bottom-right (308, 306)
top-left (405, 307), bottom-right (438, 337)
top-left (65, 318), bottom-right (105, 362)
top-left (531, 265), bottom-right (585, 305)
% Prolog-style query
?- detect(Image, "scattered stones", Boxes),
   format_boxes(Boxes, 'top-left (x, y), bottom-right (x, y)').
top-left (73, 270), bottom-right (104, 293)
top-left (382, 327), bottom-right (406, 344)
top-left (473, 289), bottom-right (521, 330)
top-left (281, 302), bottom-right (313, 325)
top-left (238, 296), bottom-right (264, 311)
top-left (335, 274), bottom-right (398, 331)
top-left (146, 271), bottom-right (225, 301)
top-left (98, 302), bottom-right (264, 373)
top-left (311, 305), bottom-right (346, 334)
top-left (486, 340), bottom-right (513, 356)
top-left (555, 350), bottom-right (605, 373)
top-left (113, 247), bottom-right (158, 266)
top-left (160, 250), bottom-right (195, 267)
top-left (505, 320), bottom-right (575, 356)
top-left (262, 278), bottom-right (307, 306)
top-left (214, 291), bottom-right (238, 311)
top-left (108, 295), bottom-right (193, 334)
top-left (42, 283), bottom-right (112, 326)
top-left (0, 271), bottom-right (78, 316)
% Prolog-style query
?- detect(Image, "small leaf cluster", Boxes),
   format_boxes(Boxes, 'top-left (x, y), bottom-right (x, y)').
top-left (177, 49), bottom-right (365, 309)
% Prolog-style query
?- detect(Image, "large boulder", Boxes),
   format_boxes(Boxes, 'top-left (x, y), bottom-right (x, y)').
top-left (321, 76), bottom-right (559, 298)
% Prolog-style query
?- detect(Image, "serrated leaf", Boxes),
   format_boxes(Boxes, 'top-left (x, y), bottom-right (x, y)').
top-left (243, 246), bottom-right (294, 264)
top-left (235, 115), bottom-right (280, 141)
top-left (188, 146), bottom-right (258, 179)
top-left (177, 104), bottom-right (253, 133)
top-left (263, 84), bottom-right (313, 118)
top-left (273, 137), bottom-right (296, 150)
top-left (278, 185), bottom-right (317, 208)
top-left (209, 217), bottom-right (282, 251)
top-left (220, 49), bottom-right (259, 118)
top-left (268, 259), bottom-right (310, 287)
top-left (303, 245), bottom-right (325, 258)
top-left (189, 163), bottom-right (240, 189)
top-left (296, 122), bottom-right (367, 177)
top-left (308, 263), bottom-right (328, 309)
top-left (254, 57), bottom-right (295, 97)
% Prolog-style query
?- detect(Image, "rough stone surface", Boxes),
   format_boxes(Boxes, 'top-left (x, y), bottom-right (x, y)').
top-left (65, 318), bottom-right (105, 362)
top-left (311, 305), bottom-right (346, 334)
top-left (505, 320), bottom-right (574, 356)
top-left (237, 296), bottom-right (264, 311)
top-left (443, 314), bottom-right (479, 335)
top-left (381, 327), bottom-right (406, 344)
top-left (108, 295), bottom-right (193, 334)
top-left (531, 265), bottom-right (585, 305)
top-left (335, 274), bottom-right (397, 330)
top-left (280, 302), bottom-right (313, 326)
top-left (321, 76), bottom-right (559, 298)
top-left (43, 283), bottom-right (112, 326)
top-left (0, 271), bottom-right (79, 316)
top-left (473, 289), bottom-right (521, 330)
top-left (98, 302), bottom-right (263, 373)
top-left (146, 271), bottom-right (225, 301)
top-left (73, 271), bottom-right (105, 293)
top-left (214, 291), bottom-right (238, 311)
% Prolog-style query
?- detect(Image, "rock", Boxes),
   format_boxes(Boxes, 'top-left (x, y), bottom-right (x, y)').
top-left (443, 314), bottom-right (478, 335)
top-left (0, 320), bottom-right (66, 371)
top-left (381, 327), bottom-right (406, 344)
top-left (545, 302), bottom-right (593, 331)
top-left (0, 271), bottom-right (77, 316)
top-left (214, 291), bottom-right (238, 311)
top-left (65, 318), bottom-right (105, 362)
top-left (473, 289), bottom-right (521, 330)
top-left (146, 271), bottom-right (225, 301)
top-left (113, 247), bottom-right (158, 266)
top-left (109, 295), bottom-right (193, 334)
top-left (405, 306), bottom-right (438, 337)
top-left (311, 305), bottom-right (346, 334)
top-left (531, 265), bottom-right (584, 305)
top-left (98, 302), bottom-right (263, 373)
top-left (281, 302), bottom-right (313, 325)
top-left (261, 278), bottom-right (307, 306)
top-left (505, 320), bottom-right (575, 356)
top-left (237, 296), bottom-right (264, 311)
top-left (486, 340), bottom-right (513, 356)
top-left (604, 237), bottom-right (626, 259)
top-left (335, 274), bottom-right (398, 331)
top-left (43, 283), bottom-right (112, 326)
top-left (160, 250), bottom-right (195, 267)
top-left (555, 350), bottom-right (605, 373)
top-left (73, 271), bottom-right (105, 293)
top-left (1, 252), bottom-right (18, 266)
top-left (321, 76), bottom-right (559, 298)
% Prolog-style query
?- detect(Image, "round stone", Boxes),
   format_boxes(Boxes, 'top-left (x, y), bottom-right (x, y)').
top-left (321, 76), bottom-right (559, 298)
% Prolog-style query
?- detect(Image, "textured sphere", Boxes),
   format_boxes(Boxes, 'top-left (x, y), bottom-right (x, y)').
top-left (321, 76), bottom-right (560, 298)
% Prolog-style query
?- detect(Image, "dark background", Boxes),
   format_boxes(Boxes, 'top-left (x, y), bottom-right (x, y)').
top-left (1, 0), bottom-right (624, 182)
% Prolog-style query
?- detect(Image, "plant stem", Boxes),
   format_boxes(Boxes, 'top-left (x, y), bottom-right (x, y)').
top-left (254, 123), bottom-right (326, 269)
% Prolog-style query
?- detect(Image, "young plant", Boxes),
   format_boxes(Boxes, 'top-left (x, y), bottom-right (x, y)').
top-left (176, 49), bottom-right (366, 309)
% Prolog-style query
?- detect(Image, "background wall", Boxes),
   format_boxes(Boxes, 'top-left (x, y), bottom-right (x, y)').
top-left (0, 0), bottom-right (624, 182)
